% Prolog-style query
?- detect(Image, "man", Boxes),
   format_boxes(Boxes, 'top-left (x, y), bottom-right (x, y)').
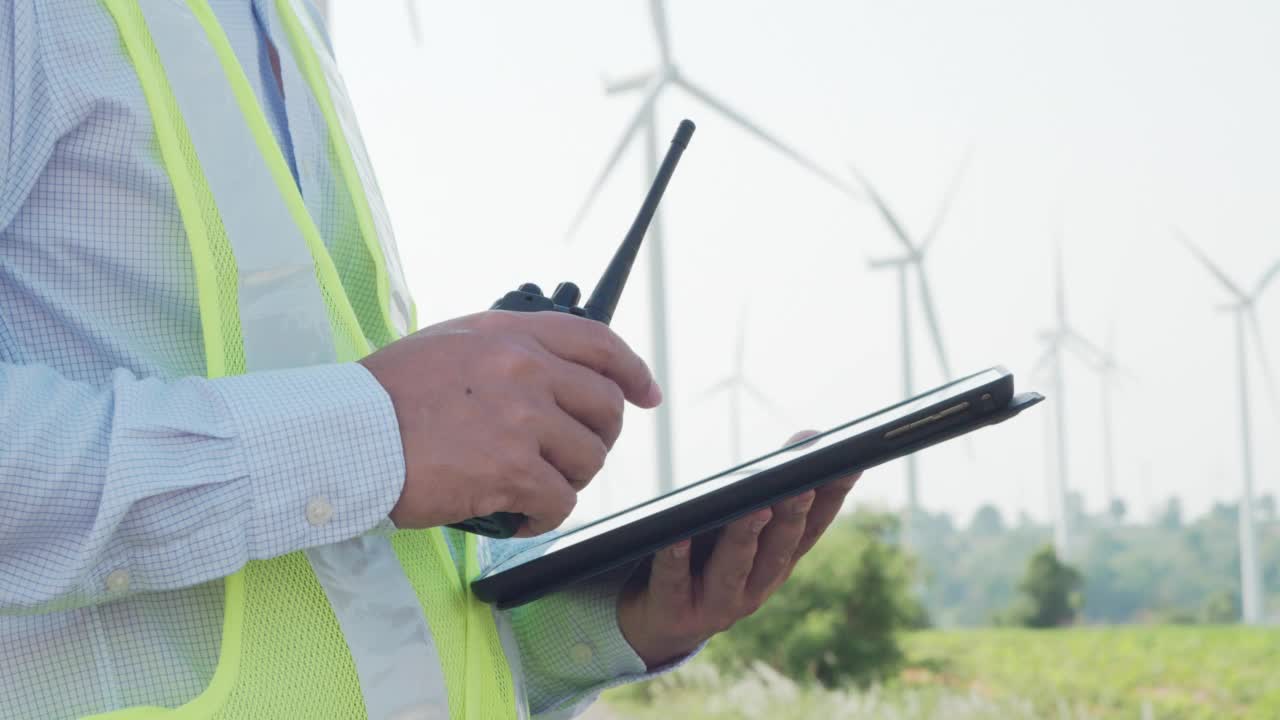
top-left (0, 1), bottom-right (859, 718)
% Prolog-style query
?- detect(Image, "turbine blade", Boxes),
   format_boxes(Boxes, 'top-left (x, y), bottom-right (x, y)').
top-left (1032, 337), bottom-right (1056, 379)
top-left (1063, 328), bottom-right (1107, 368)
top-left (1246, 308), bottom-right (1280, 422)
top-left (674, 76), bottom-right (858, 199)
top-left (920, 145), bottom-right (974, 253)
top-left (603, 71), bottom-right (655, 95)
top-left (565, 82), bottom-right (662, 241)
top-left (1254, 257), bottom-right (1280, 300)
top-left (1174, 228), bottom-right (1248, 300)
top-left (1053, 235), bottom-right (1067, 326)
top-left (915, 264), bottom-right (952, 379)
top-left (650, 0), bottom-right (673, 67)
top-left (742, 381), bottom-right (789, 423)
top-left (698, 377), bottom-right (736, 402)
top-left (847, 162), bottom-right (916, 255)
top-left (734, 305), bottom-right (748, 379)
top-left (405, 0), bottom-right (423, 45)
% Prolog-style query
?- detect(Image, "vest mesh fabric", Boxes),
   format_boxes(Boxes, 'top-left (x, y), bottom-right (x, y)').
top-left (392, 531), bottom-right (519, 720)
top-left (324, 143), bottom-right (391, 350)
top-left (216, 555), bottom-right (367, 718)
top-left (92, 1), bottom-right (522, 717)
top-left (103, 0), bottom-right (246, 381)
top-left (270, 0), bottom-right (397, 350)
top-left (181, 0), bottom-right (369, 367)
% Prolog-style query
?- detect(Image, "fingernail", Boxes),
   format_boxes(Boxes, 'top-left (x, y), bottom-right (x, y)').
top-left (646, 379), bottom-right (664, 406)
top-left (751, 518), bottom-right (769, 534)
top-left (671, 540), bottom-right (690, 558)
top-left (793, 493), bottom-right (815, 514)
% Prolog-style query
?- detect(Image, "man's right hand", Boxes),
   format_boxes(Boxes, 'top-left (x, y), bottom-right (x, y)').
top-left (359, 310), bottom-right (662, 537)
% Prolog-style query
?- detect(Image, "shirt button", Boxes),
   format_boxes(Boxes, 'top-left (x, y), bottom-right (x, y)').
top-left (306, 497), bottom-right (334, 527)
top-left (570, 643), bottom-right (594, 665)
top-left (106, 569), bottom-right (130, 593)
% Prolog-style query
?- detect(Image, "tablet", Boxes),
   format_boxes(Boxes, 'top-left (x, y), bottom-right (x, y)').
top-left (471, 366), bottom-right (1042, 608)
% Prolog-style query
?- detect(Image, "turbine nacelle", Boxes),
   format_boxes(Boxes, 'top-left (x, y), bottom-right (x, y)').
top-left (867, 249), bottom-right (926, 270)
top-left (602, 66), bottom-right (678, 95)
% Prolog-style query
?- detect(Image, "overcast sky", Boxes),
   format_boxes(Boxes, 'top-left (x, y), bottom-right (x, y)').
top-left (327, 0), bottom-right (1280, 529)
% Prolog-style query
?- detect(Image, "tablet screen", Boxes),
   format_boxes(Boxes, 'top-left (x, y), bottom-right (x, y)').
top-left (483, 367), bottom-right (1002, 572)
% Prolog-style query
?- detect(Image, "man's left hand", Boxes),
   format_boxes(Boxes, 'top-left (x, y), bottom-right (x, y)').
top-left (616, 431), bottom-right (861, 668)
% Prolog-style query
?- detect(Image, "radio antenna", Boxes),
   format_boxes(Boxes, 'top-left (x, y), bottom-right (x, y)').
top-left (584, 119), bottom-right (695, 324)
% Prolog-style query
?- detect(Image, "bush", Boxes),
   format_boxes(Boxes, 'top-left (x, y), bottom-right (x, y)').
top-left (998, 545), bottom-right (1082, 628)
top-left (706, 510), bottom-right (923, 688)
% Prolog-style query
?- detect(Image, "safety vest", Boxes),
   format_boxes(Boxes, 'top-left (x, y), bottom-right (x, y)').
top-left (90, 1), bottom-right (523, 718)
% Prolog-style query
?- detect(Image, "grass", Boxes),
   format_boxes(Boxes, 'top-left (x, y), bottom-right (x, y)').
top-left (591, 626), bottom-right (1280, 720)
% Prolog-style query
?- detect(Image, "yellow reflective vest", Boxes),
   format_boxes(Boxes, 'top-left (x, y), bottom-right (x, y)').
top-left (90, 1), bottom-right (522, 718)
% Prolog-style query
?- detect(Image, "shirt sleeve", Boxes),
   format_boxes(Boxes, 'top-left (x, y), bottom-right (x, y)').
top-left (488, 539), bottom-right (698, 718)
top-left (0, 361), bottom-right (405, 614)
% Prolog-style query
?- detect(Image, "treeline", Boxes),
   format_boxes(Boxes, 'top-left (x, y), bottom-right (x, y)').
top-left (660, 498), bottom-right (1280, 692)
top-left (913, 494), bottom-right (1280, 626)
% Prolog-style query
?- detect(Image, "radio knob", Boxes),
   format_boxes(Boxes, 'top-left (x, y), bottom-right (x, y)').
top-left (551, 282), bottom-right (582, 308)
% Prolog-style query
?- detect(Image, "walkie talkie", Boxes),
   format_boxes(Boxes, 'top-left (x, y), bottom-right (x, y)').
top-left (449, 119), bottom-right (696, 539)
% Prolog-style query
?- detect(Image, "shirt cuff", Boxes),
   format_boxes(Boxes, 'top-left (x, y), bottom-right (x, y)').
top-left (211, 362), bottom-right (406, 559)
top-left (508, 565), bottom-right (701, 718)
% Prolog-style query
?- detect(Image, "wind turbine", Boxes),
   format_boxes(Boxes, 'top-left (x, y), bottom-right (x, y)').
top-left (701, 310), bottom-right (787, 464)
top-left (1178, 230), bottom-right (1280, 625)
top-left (848, 152), bottom-right (970, 535)
top-left (1089, 327), bottom-right (1135, 522)
top-left (1033, 240), bottom-right (1106, 559)
top-left (568, 0), bottom-right (857, 493)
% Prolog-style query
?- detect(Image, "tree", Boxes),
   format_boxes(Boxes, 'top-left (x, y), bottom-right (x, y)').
top-left (1259, 494), bottom-right (1276, 523)
top-left (969, 504), bottom-right (1005, 535)
top-left (1201, 589), bottom-right (1239, 624)
top-left (709, 511), bottom-right (923, 687)
top-left (1159, 497), bottom-right (1184, 530)
top-left (1000, 545), bottom-right (1083, 628)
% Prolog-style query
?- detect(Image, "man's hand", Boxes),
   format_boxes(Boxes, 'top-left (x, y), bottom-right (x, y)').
top-left (360, 310), bottom-right (661, 536)
top-left (616, 431), bottom-right (860, 667)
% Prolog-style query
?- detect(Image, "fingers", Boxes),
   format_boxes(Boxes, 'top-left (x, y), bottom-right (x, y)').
top-left (794, 472), bottom-right (860, 558)
top-left (746, 491), bottom-right (814, 597)
top-left (700, 508), bottom-right (770, 627)
top-left (502, 311), bottom-right (661, 408)
top-left (507, 455), bottom-right (578, 537)
top-left (647, 539), bottom-right (694, 612)
top-left (784, 429), bottom-right (822, 448)
top-left (551, 360), bottom-right (626, 449)
top-left (537, 405), bottom-right (608, 491)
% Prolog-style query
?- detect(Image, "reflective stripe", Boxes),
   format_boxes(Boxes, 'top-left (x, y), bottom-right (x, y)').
top-left (307, 537), bottom-right (451, 720)
top-left (278, 0), bottom-right (416, 338)
top-left (139, 0), bottom-right (336, 371)
top-left (148, 3), bottom-right (442, 716)
top-left (492, 610), bottom-right (533, 720)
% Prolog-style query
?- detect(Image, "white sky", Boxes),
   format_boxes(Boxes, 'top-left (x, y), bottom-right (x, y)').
top-left (329, 1), bottom-right (1280, 528)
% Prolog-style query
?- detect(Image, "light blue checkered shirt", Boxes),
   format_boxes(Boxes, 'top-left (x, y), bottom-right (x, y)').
top-left (0, 2), bottom-right (652, 717)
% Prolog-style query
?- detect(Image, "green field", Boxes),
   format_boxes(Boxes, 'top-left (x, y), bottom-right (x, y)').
top-left (593, 627), bottom-right (1280, 720)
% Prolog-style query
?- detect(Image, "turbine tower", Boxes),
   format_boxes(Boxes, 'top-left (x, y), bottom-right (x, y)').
top-left (568, 0), bottom-right (856, 493)
top-left (1178, 231), bottom-right (1280, 625)
top-left (848, 152), bottom-right (970, 535)
top-left (1090, 327), bottom-right (1133, 521)
top-left (1033, 241), bottom-right (1105, 559)
top-left (701, 310), bottom-right (786, 464)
